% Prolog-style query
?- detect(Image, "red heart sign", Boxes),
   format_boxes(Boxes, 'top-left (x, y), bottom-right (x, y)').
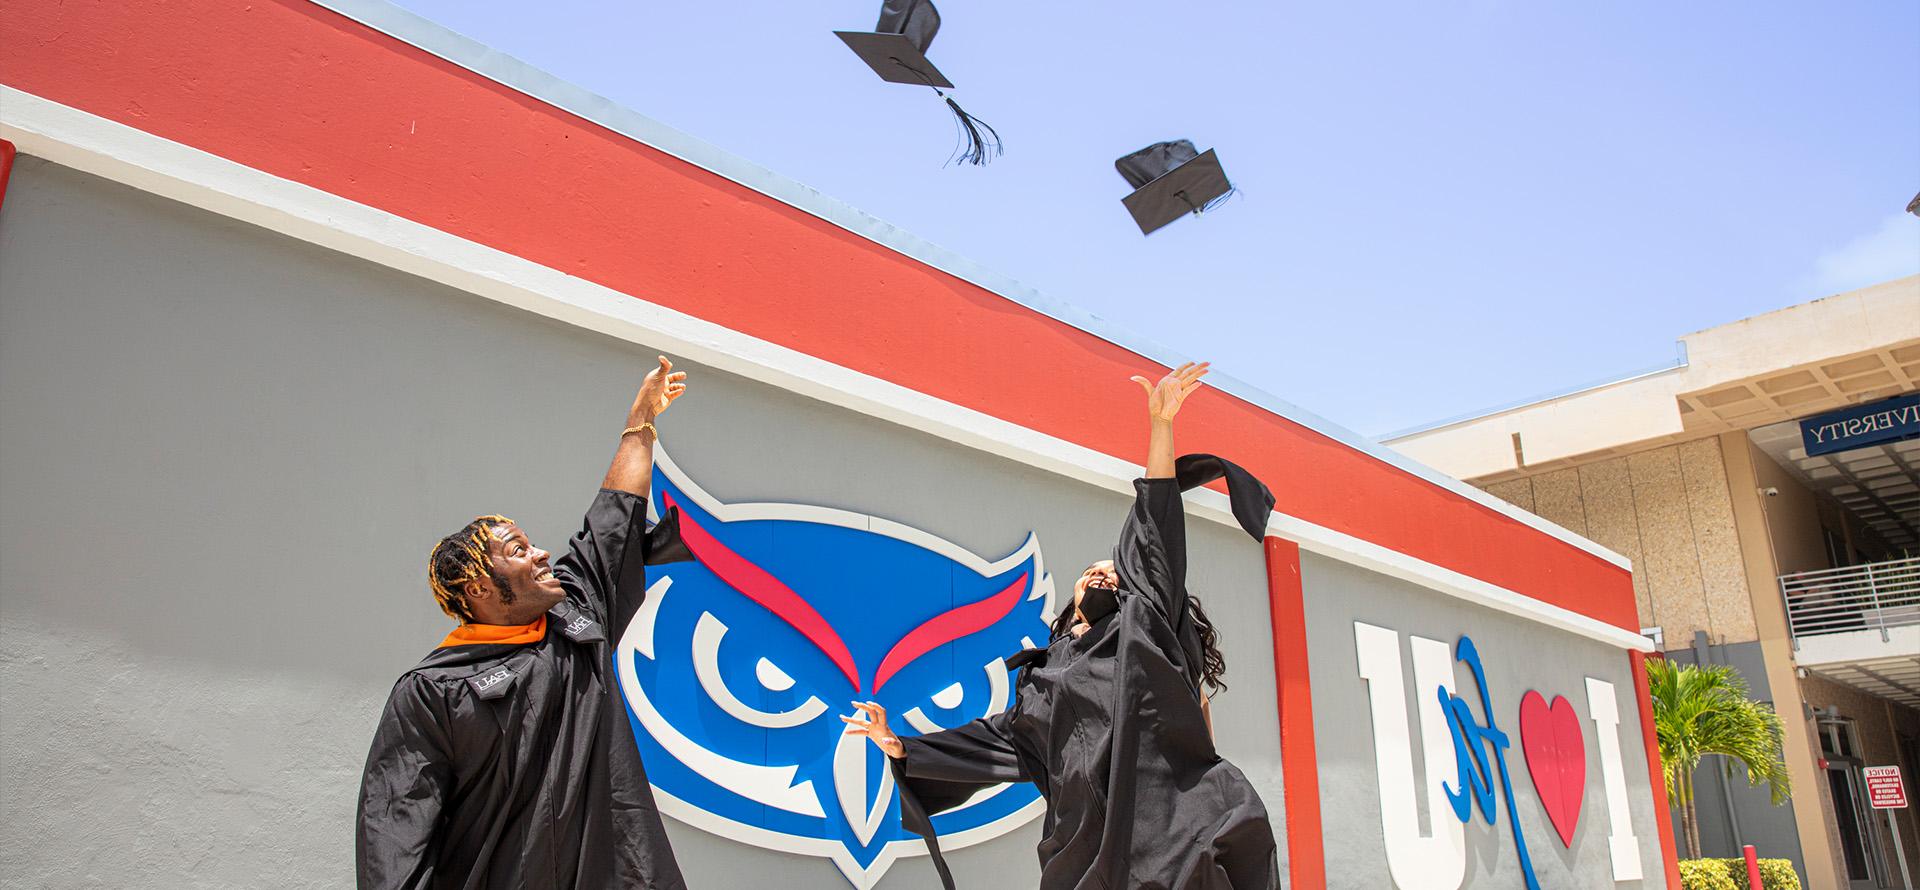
top-left (1518, 690), bottom-right (1586, 847)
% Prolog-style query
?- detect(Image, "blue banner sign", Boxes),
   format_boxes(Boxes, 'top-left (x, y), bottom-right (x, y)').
top-left (1800, 392), bottom-right (1920, 457)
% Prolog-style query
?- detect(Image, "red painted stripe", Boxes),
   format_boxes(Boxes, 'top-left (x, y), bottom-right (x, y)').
top-left (0, 0), bottom-right (1639, 634)
top-left (874, 573), bottom-right (1028, 692)
top-left (663, 492), bottom-right (863, 693)
top-left (0, 140), bottom-right (16, 218)
top-left (1265, 537), bottom-right (1325, 890)
top-left (1629, 651), bottom-right (1684, 888)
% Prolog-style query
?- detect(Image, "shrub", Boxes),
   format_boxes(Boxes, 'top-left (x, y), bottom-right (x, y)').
top-left (1678, 857), bottom-right (1803, 890)
top-left (1737, 858), bottom-right (1801, 890)
top-left (1679, 859), bottom-right (1737, 890)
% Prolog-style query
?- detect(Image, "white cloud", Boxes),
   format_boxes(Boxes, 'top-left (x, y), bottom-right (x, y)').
top-left (1806, 212), bottom-right (1920, 295)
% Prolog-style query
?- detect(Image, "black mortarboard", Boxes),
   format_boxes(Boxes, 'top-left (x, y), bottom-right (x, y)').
top-left (1114, 140), bottom-right (1234, 235)
top-left (836, 0), bottom-right (1002, 166)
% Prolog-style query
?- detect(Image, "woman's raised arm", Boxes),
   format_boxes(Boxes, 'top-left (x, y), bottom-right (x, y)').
top-left (1129, 361), bottom-right (1210, 479)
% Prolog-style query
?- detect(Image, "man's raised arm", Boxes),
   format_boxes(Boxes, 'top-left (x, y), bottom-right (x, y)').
top-left (549, 357), bottom-right (689, 627)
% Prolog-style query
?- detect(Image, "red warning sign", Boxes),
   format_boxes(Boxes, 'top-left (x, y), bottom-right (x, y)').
top-left (1865, 765), bottom-right (1908, 809)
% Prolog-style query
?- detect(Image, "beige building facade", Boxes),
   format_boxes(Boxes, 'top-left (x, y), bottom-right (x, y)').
top-left (1387, 277), bottom-right (1920, 890)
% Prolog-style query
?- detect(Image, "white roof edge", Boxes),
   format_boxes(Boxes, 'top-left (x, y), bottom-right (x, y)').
top-left (295, 0), bottom-right (1632, 571)
top-left (1376, 342), bottom-right (1691, 443)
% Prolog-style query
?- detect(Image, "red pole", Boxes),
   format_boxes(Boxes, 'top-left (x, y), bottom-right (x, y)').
top-left (1743, 844), bottom-right (1763, 890)
top-left (1264, 537), bottom-right (1325, 890)
top-left (1631, 651), bottom-right (1686, 888)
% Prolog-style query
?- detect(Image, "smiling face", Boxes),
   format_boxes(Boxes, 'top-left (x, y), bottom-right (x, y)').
top-left (1072, 559), bottom-right (1119, 621)
top-left (474, 522), bottom-right (564, 623)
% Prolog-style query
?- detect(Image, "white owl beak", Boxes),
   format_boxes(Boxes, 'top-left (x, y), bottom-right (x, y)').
top-left (834, 727), bottom-right (896, 847)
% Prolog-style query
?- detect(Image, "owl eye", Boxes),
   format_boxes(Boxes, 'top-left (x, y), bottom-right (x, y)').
top-left (903, 656), bottom-right (1013, 734)
top-left (693, 612), bottom-right (828, 729)
top-left (755, 657), bottom-right (797, 692)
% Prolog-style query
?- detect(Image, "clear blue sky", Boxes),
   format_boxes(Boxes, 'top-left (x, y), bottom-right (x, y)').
top-left (387, 0), bottom-right (1919, 437)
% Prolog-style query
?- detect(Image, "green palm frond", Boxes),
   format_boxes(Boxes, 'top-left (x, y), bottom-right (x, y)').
top-left (1645, 657), bottom-right (1792, 808)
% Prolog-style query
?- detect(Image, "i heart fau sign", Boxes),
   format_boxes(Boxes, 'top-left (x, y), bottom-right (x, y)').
top-left (1518, 690), bottom-right (1587, 847)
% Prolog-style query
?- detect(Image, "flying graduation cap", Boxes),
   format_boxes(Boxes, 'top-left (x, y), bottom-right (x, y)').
top-left (1114, 140), bottom-right (1235, 235)
top-left (836, 0), bottom-right (1002, 166)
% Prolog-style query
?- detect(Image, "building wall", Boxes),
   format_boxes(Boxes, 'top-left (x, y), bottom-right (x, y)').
top-left (1302, 554), bottom-right (1670, 889)
top-left (0, 157), bottom-right (1290, 888)
top-left (1480, 436), bottom-right (1876, 886)
top-left (1750, 444), bottom-right (1833, 577)
top-left (0, 145), bottom-right (1693, 889)
top-left (1724, 432), bottom-right (1860, 889)
top-left (1480, 440), bottom-right (1757, 648)
top-left (1799, 676), bottom-right (1920, 884)
top-left (1749, 442), bottom-right (1901, 577)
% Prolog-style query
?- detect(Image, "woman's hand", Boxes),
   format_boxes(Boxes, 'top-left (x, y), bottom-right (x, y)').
top-left (629, 355), bottom-right (689, 426)
top-left (1130, 361), bottom-right (1210, 425)
top-left (841, 701), bottom-right (906, 759)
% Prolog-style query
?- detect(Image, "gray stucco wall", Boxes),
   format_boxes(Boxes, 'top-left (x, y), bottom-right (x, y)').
top-left (1302, 553), bottom-right (1671, 890)
top-left (0, 157), bottom-right (1284, 888)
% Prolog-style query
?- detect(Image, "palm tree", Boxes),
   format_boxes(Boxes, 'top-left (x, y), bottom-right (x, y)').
top-left (1644, 657), bottom-right (1793, 859)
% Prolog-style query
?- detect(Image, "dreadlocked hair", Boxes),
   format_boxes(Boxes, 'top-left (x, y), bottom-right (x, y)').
top-left (1048, 590), bottom-right (1230, 695)
top-left (428, 514), bottom-right (514, 623)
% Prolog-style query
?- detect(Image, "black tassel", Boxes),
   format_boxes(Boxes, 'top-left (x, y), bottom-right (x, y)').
top-left (942, 95), bottom-right (1002, 166)
top-left (887, 57), bottom-right (1004, 167)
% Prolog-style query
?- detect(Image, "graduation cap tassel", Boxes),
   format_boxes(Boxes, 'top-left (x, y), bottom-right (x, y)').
top-left (884, 56), bottom-right (1002, 166)
top-left (1176, 186), bottom-right (1240, 216)
top-left (838, 1), bottom-right (1005, 167)
top-left (1200, 185), bottom-right (1240, 214)
top-left (941, 93), bottom-right (1001, 166)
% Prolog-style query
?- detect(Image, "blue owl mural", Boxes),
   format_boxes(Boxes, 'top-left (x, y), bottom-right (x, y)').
top-left (616, 450), bottom-right (1055, 888)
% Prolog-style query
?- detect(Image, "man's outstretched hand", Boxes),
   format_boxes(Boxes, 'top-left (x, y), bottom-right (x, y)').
top-left (605, 356), bottom-right (687, 495)
top-left (629, 356), bottom-right (689, 427)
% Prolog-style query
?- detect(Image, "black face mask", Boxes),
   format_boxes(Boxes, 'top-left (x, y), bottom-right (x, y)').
top-left (1077, 582), bottom-right (1120, 625)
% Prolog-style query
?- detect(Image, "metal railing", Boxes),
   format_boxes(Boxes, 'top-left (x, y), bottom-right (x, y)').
top-left (1780, 555), bottom-right (1920, 644)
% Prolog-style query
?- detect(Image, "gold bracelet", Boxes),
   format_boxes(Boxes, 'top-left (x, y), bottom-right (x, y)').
top-left (621, 422), bottom-right (658, 441)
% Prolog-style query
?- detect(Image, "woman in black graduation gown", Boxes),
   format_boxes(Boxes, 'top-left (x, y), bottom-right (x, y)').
top-left (842, 362), bottom-right (1282, 890)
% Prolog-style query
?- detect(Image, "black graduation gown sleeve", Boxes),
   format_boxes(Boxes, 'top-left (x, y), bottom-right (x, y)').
top-left (355, 675), bottom-right (455, 890)
top-left (1170, 453), bottom-right (1275, 545)
top-left (551, 488), bottom-right (692, 634)
top-left (542, 488), bottom-right (693, 888)
top-left (1112, 454), bottom-right (1272, 689)
top-left (890, 710), bottom-right (1031, 889)
top-left (1119, 475), bottom-right (1189, 625)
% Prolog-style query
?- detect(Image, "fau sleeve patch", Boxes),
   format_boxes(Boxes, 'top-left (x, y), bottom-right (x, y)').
top-left (465, 664), bottom-right (519, 701)
top-left (550, 601), bottom-right (607, 645)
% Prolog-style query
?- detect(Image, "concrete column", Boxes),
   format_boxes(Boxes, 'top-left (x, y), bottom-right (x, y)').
top-left (1720, 431), bottom-right (1846, 889)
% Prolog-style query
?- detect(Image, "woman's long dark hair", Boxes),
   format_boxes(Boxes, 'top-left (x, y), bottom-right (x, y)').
top-left (1187, 594), bottom-right (1228, 695)
top-left (1050, 589), bottom-right (1228, 695)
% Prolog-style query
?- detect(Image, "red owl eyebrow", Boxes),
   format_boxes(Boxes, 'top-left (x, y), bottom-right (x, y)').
top-left (662, 493), bottom-right (863, 693)
top-left (873, 572), bottom-right (1030, 693)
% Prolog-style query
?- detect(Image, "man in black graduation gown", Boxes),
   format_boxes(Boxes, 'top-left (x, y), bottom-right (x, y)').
top-left (356, 357), bottom-right (692, 890)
